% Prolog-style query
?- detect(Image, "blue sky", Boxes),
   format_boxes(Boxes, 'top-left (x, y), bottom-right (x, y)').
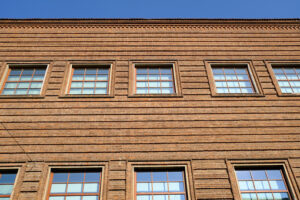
top-left (0, 0), bottom-right (299, 19)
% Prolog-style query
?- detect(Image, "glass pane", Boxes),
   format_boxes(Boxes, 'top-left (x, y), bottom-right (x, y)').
top-left (286, 75), bottom-right (298, 80)
top-left (20, 76), bottom-right (32, 81)
top-left (216, 88), bottom-right (229, 93)
top-left (254, 181), bottom-right (270, 190)
top-left (236, 170), bottom-right (252, 180)
top-left (224, 69), bottom-right (235, 74)
top-left (149, 82), bottom-right (160, 87)
top-left (267, 170), bottom-right (282, 180)
top-left (95, 88), bottom-right (107, 94)
top-left (257, 193), bottom-right (274, 200)
top-left (30, 82), bottom-right (43, 88)
top-left (98, 69), bottom-right (109, 74)
top-left (7, 76), bottom-right (20, 81)
top-left (49, 197), bottom-right (65, 200)
top-left (85, 172), bottom-right (101, 182)
top-left (22, 69), bottom-right (34, 75)
top-left (82, 196), bottom-right (98, 200)
top-left (97, 75), bottom-right (108, 81)
top-left (2, 89), bottom-right (15, 95)
top-left (273, 193), bottom-right (289, 200)
top-left (212, 68), bottom-right (223, 74)
top-left (32, 76), bottom-right (44, 81)
top-left (226, 75), bottom-right (238, 80)
top-left (215, 81), bottom-right (227, 87)
top-left (214, 75), bottom-right (225, 80)
top-left (149, 68), bottom-right (159, 74)
top-left (239, 181), bottom-right (254, 191)
top-left (137, 183), bottom-right (151, 192)
top-left (136, 172), bottom-right (151, 182)
top-left (53, 173), bottom-right (69, 183)
top-left (289, 81), bottom-right (300, 87)
top-left (50, 183), bottom-right (66, 193)
top-left (160, 75), bottom-right (172, 81)
top-left (161, 68), bottom-right (172, 74)
top-left (278, 81), bottom-right (290, 87)
top-left (293, 88), bottom-right (300, 93)
top-left (17, 82), bottom-right (30, 89)
top-left (66, 197), bottom-right (81, 200)
top-left (73, 75), bottom-right (84, 81)
top-left (241, 193), bottom-right (257, 200)
top-left (239, 81), bottom-right (252, 87)
top-left (149, 88), bottom-right (161, 94)
top-left (86, 68), bottom-right (97, 74)
top-left (69, 88), bottom-right (82, 94)
top-left (71, 82), bottom-right (83, 88)
top-left (227, 81), bottom-right (239, 87)
top-left (152, 172), bottom-right (167, 181)
top-left (10, 69), bottom-right (22, 75)
top-left (67, 183), bottom-right (82, 193)
top-left (73, 69), bottom-right (85, 74)
top-left (15, 89), bottom-right (28, 95)
top-left (35, 69), bottom-right (46, 75)
top-left (229, 88), bottom-right (241, 93)
top-left (85, 75), bottom-right (97, 81)
top-left (169, 182), bottom-right (184, 192)
top-left (169, 195), bottom-right (185, 200)
top-left (281, 88), bottom-right (293, 93)
top-left (153, 182), bottom-right (168, 192)
top-left (270, 180), bottom-right (286, 190)
top-left (137, 195), bottom-right (152, 200)
top-left (275, 74), bottom-right (287, 80)
top-left (137, 75), bottom-right (148, 80)
top-left (136, 88), bottom-right (148, 94)
top-left (161, 88), bottom-right (174, 94)
top-left (137, 82), bottom-right (148, 87)
top-left (0, 185), bottom-right (13, 195)
top-left (0, 173), bottom-right (16, 184)
top-left (251, 170), bottom-right (267, 180)
top-left (95, 82), bottom-right (108, 88)
top-left (82, 88), bottom-right (94, 94)
top-left (241, 88), bottom-right (254, 93)
top-left (83, 183), bottom-right (98, 193)
top-left (153, 195), bottom-right (168, 200)
top-left (84, 82), bottom-right (95, 88)
top-left (69, 173), bottom-right (84, 182)
top-left (28, 89), bottom-right (41, 95)
top-left (168, 171), bottom-right (183, 181)
top-left (161, 82), bottom-right (173, 87)
top-left (4, 82), bottom-right (17, 89)
top-left (284, 69), bottom-right (295, 74)
top-left (137, 68), bottom-right (148, 74)
top-left (149, 75), bottom-right (160, 80)
top-left (236, 69), bottom-right (247, 74)
top-left (237, 75), bottom-right (249, 80)
top-left (273, 68), bottom-right (284, 74)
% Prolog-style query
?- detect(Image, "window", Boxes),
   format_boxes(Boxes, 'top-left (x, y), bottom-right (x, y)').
top-left (212, 66), bottom-right (255, 94)
top-left (235, 168), bottom-right (291, 200)
top-left (272, 66), bottom-right (300, 94)
top-left (0, 170), bottom-right (17, 199)
top-left (68, 66), bottom-right (110, 95)
top-left (47, 169), bottom-right (102, 200)
top-left (135, 169), bottom-right (187, 200)
top-left (0, 66), bottom-right (47, 95)
top-left (135, 66), bottom-right (175, 94)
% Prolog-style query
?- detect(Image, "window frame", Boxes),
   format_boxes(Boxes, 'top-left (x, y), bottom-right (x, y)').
top-left (129, 61), bottom-right (182, 98)
top-left (126, 161), bottom-right (195, 200)
top-left (44, 164), bottom-right (107, 200)
top-left (226, 160), bottom-right (300, 200)
top-left (0, 62), bottom-right (51, 98)
top-left (205, 60), bottom-right (263, 97)
top-left (265, 61), bottom-right (300, 97)
top-left (61, 61), bottom-right (115, 98)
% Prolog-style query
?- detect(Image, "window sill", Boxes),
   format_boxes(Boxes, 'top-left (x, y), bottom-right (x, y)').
top-left (59, 94), bottom-right (114, 98)
top-left (128, 94), bottom-right (183, 98)
top-left (212, 93), bottom-right (264, 97)
top-left (0, 95), bottom-right (44, 99)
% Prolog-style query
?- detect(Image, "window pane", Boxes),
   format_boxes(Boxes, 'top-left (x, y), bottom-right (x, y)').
top-left (273, 68), bottom-right (284, 74)
top-left (97, 75), bottom-right (108, 80)
top-left (20, 76), bottom-right (32, 81)
top-left (95, 88), bottom-right (107, 94)
top-left (289, 81), bottom-right (300, 87)
top-left (275, 74), bottom-right (287, 80)
top-left (0, 185), bottom-right (13, 195)
top-left (137, 68), bottom-right (148, 74)
top-left (229, 88), bottom-right (241, 93)
top-left (28, 89), bottom-right (41, 95)
top-left (169, 182), bottom-right (184, 192)
top-left (7, 76), bottom-right (20, 81)
top-left (53, 173), bottom-right (69, 183)
top-left (4, 82), bottom-right (17, 89)
top-left (32, 76), bottom-right (44, 81)
top-left (149, 82), bottom-right (160, 87)
top-left (270, 180), bottom-right (286, 190)
top-left (82, 196), bottom-right (98, 200)
top-left (149, 75), bottom-right (160, 80)
top-left (136, 82), bottom-right (148, 87)
top-left (236, 170), bottom-right (252, 180)
top-left (281, 88), bottom-right (293, 93)
top-left (236, 69), bottom-right (247, 74)
top-left (216, 88), bottom-right (229, 93)
top-left (71, 82), bottom-right (83, 88)
top-left (161, 68), bottom-right (172, 74)
top-left (70, 88), bottom-right (82, 94)
top-left (239, 81), bottom-right (252, 87)
top-left (69, 173), bottom-right (84, 182)
top-left (137, 195), bottom-right (152, 200)
top-left (153, 182), bottom-right (168, 192)
top-left (161, 82), bottom-right (173, 87)
top-left (17, 82), bottom-right (30, 88)
top-left (214, 75), bottom-right (225, 80)
top-left (226, 75), bottom-right (238, 80)
top-left (0, 173), bottom-right (16, 184)
top-left (50, 184), bottom-right (67, 193)
top-left (85, 172), bottom-right (100, 182)
top-left (86, 68), bottom-right (97, 74)
top-left (2, 89), bottom-right (15, 95)
top-left (161, 88), bottom-right (174, 94)
top-left (273, 193), bottom-right (289, 200)
top-left (67, 183), bottom-right (82, 193)
top-left (95, 82), bottom-right (108, 88)
top-left (73, 69), bottom-right (85, 74)
top-left (66, 196), bottom-right (81, 200)
top-left (136, 88), bottom-right (148, 94)
top-left (149, 88), bottom-right (160, 94)
top-left (136, 172), bottom-right (151, 182)
top-left (241, 88), bottom-right (254, 93)
top-left (169, 195), bottom-right (185, 200)
top-left (10, 69), bottom-right (22, 75)
top-left (153, 195), bottom-right (168, 200)
top-left (137, 183), bottom-right (151, 192)
top-left (286, 74), bottom-right (298, 80)
top-left (161, 75), bottom-right (172, 81)
top-left (73, 75), bottom-right (84, 81)
top-left (85, 75), bottom-right (97, 81)
top-left (215, 82), bottom-right (227, 87)
top-left (224, 69), bottom-right (235, 74)
top-left (30, 82), bottom-right (43, 88)
top-left (267, 170), bottom-right (283, 180)
top-left (84, 82), bottom-right (95, 88)
top-left (239, 181), bottom-right (254, 191)
top-left (149, 69), bottom-right (159, 74)
top-left (251, 170), bottom-right (267, 180)
top-left (227, 81), bottom-right (239, 87)
top-left (82, 88), bottom-right (94, 94)
top-left (168, 171), bottom-right (183, 181)
top-left (15, 89), bottom-right (28, 95)
top-left (83, 183), bottom-right (98, 193)
top-left (212, 68), bottom-right (223, 74)
top-left (152, 172), bottom-right (167, 181)
top-left (49, 197), bottom-right (65, 200)
top-left (254, 181), bottom-right (270, 190)
top-left (22, 69), bottom-right (34, 75)
top-left (35, 69), bottom-right (46, 75)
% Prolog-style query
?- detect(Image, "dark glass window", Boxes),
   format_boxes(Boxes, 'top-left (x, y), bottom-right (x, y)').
top-left (235, 168), bottom-right (291, 200)
top-left (69, 66), bottom-right (110, 95)
top-left (48, 169), bottom-right (102, 200)
top-left (0, 170), bottom-right (17, 199)
top-left (135, 169), bottom-right (187, 200)
top-left (273, 67), bottom-right (300, 93)
top-left (1, 67), bottom-right (46, 95)
top-left (212, 66), bottom-right (255, 94)
top-left (135, 66), bottom-right (175, 94)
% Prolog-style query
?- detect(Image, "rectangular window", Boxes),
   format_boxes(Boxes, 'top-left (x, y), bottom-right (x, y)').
top-left (272, 66), bottom-right (300, 94)
top-left (1, 66), bottom-right (47, 95)
top-left (135, 169), bottom-right (187, 200)
top-left (212, 66), bottom-right (255, 94)
top-left (135, 66), bottom-right (175, 95)
top-left (0, 170), bottom-right (17, 199)
top-left (68, 66), bottom-right (110, 95)
top-left (235, 168), bottom-right (291, 200)
top-left (47, 169), bottom-right (102, 200)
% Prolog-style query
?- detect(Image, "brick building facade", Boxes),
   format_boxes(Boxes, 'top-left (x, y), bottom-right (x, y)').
top-left (0, 19), bottom-right (299, 200)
